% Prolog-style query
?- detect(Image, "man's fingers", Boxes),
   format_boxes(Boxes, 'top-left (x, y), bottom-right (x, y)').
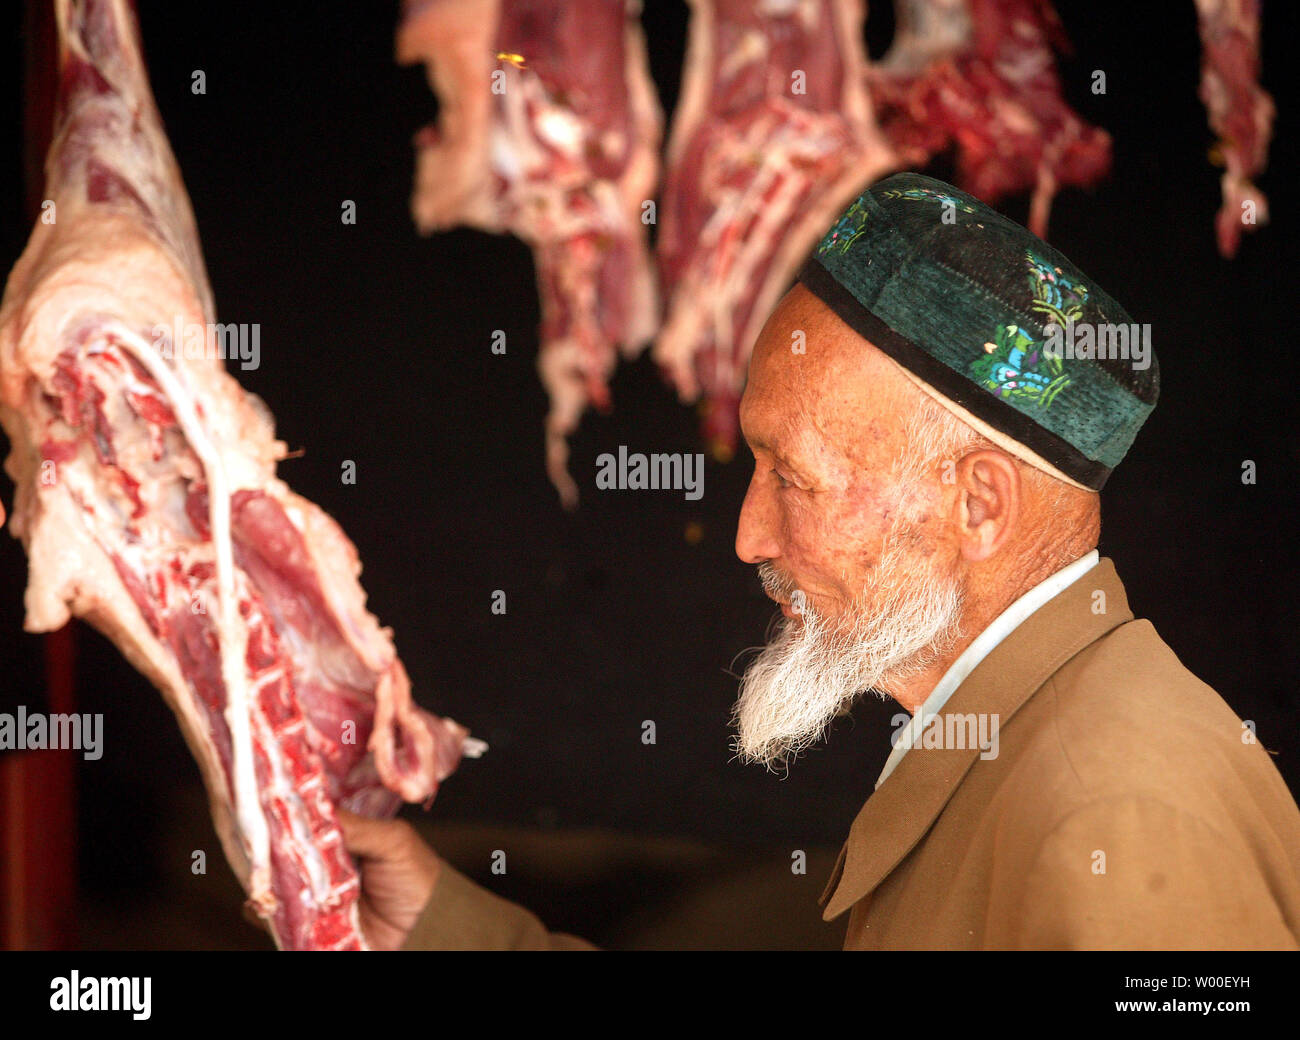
top-left (337, 808), bottom-right (409, 860)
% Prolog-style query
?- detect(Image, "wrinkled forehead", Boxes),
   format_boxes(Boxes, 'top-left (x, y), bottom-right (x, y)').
top-left (742, 283), bottom-right (917, 466)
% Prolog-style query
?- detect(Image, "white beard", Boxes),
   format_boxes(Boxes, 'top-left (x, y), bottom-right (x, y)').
top-left (731, 529), bottom-right (966, 771)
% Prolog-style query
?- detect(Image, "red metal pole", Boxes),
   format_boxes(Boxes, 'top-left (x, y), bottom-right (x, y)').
top-left (0, 0), bottom-right (79, 952)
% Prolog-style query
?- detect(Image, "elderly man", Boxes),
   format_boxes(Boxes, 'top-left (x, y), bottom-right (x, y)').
top-left (341, 173), bottom-right (1300, 950)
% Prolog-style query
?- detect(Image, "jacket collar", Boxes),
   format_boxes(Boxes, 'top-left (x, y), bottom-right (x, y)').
top-left (819, 556), bottom-right (1134, 921)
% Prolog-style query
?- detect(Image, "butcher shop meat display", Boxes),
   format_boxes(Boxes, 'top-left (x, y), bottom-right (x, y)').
top-left (397, 0), bottom-right (1273, 489)
top-left (866, 0), bottom-right (1271, 255)
top-left (397, 0), bottom-right (663, 506)
top-left (0, 0), bottom-right (482, 950)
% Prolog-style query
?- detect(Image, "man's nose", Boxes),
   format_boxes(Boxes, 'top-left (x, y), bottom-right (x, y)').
top-left (735, 472), bottom-right (782, 564)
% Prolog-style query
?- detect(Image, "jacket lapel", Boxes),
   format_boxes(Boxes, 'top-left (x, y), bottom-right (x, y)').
top-left (820, 556), bottom-right (1134, 920)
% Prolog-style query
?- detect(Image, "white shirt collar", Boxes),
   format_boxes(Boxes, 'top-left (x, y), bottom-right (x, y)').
top-left (874, 549), bottom-right (1099, 790)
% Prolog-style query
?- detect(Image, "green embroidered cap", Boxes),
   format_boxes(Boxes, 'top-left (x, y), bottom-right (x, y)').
top-left (796, 172), bottom-right (1158, 490)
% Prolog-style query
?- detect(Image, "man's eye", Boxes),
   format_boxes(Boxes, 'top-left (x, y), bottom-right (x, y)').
top-left (774, 470), bottom-right (794, 489)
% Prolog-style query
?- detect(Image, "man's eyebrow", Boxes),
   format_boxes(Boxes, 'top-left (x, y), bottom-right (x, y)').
top-left (741, 409), bottom-right (789, 457)
top-left (743, 429), bottom-right (813, 476)
top-left (740, 424), bottom-right (781, 457)
top-left (741, 406), bottom-right (817, 469)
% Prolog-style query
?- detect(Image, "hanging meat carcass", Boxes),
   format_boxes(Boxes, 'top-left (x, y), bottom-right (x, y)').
top-left (1194, 0), bottom-right (1273, 258)
top-left (866, 0), bottom-right (1112, 242)
top-left (0, 0), bottom-right (482, 950)
top-left (655, 0), bottom-right (898, 460)
top-left (868, 0), bottom-right (1271, 255)
top-left (397, 0), bottom-right (663, 506)
top-left (399, 0), bottom-right (1272, 492)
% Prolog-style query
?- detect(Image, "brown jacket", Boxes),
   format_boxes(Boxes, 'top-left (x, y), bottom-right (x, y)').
top-left (403, 558), bottom-right (1300, 950)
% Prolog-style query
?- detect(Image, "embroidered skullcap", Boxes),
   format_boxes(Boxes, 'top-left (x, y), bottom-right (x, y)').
top-left (797, 172), bottom-right (1158, 490)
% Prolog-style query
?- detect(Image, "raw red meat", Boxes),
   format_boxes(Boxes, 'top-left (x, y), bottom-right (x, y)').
top-left (655, 0), bottom-right (897, 459)
top-left (1194, 0), bottom-right (1273, 257)
top-left (868, 0), bottom-right (1273, 257)
top-left (0, 0), bottom-right (482, 950)
top-left (866, 0), bottom-right (1112, 240)
top-left (397, 0), bottom-right (663, 506)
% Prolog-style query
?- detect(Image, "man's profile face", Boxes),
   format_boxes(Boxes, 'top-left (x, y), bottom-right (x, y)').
top-left (736, 283), bottom-right (930, 628)
top-left (730, 283), bottom-right (967, 768)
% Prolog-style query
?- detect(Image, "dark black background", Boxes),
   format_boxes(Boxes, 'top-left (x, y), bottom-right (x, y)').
top-left (1, 0), bottom-right (1296, 915)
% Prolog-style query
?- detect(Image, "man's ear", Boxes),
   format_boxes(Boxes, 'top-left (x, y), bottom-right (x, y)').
top-left (953, 450), bottom-right (1020, 562)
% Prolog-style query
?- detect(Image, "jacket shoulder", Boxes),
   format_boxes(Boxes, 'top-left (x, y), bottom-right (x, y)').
top-left (997, 618), bottom-right (1297, 830)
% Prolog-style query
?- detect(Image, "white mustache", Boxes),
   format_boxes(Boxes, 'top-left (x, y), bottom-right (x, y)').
top-left (757, 561), bottom-right (798, 603)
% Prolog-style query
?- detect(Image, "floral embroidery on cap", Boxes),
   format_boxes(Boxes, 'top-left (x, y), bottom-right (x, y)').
top-left (880, 186), bottom-right (980, 214)
top-left (819, 197), bottom-right (872, 256)
top-left (968, 251), bottom-right (1089, 410)
top-left (1025, 249), bottom-right (1089, 328)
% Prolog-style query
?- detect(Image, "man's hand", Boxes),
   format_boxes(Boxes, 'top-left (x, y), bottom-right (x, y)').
top-left (337, 809), bottom-right (442, 951)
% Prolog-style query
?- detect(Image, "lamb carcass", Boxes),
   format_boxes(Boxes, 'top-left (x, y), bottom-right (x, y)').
top-left (397, 0), bottom-right (663, 506)
top-left (0, 0), bottom-right (481, 950)
top-left (655, 0), bottom-right (898, 459)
